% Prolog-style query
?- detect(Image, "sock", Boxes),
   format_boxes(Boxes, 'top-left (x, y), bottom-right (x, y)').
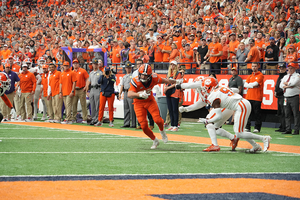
top-left (206, 124), bottom-right (218, 146)
top-left (245, 139), bottom-right (258, 148)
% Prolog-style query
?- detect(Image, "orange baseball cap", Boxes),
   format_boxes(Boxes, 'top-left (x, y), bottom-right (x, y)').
top-left (288, 44), bottom-right (295, 49)
top-left (42, 64), bottom-right (48, 69)
top-left (63, 61), bottom-right (69, 66)
top-left (72, 59), bottom-right (79, 63)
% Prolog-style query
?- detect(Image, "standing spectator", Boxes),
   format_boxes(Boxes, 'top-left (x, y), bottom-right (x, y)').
top-left (285, 45), bottom-right (298, 68)
top-left (228, 33), bottom-right (239, 62)
top-left (48, 63), bottom-right (62, 123)
top-left (277, 37), bottom-right (286, 64)
top-left (196, 38), bottom-right (209, 74)
top-left (119, 62), bottom-right (136, 128)
top-left (180, 43), bottom-right (194, 73)
top-left (244, 63), bottom-right (264, 133)
top-left (153, 36), bottom-right (165, 69)
top-left (18, 62), bottom-right (36, 121)
top-left (59, 61), bottom-right (77, 124)
top-left (274, 65), bottom-right (287, 133)
top-left (244, 39), bottom-right (261, 74)
top-left (265, 37), bottom-right (279, 75)
top-left (220, 36), bottom-right (229, 74)
top-left (1, 63), bottom-right (20, 121)
top-left (72, 59), bottom-right (89, 124)
top-left (95, 66), bottom-right (116, 127)
top-left (40, 65), bottom-right (54, 122)
top-left (228, 67), bottom-right (244, 96)
top-left (86, 58), bottom-right (102, 125)
top-left (204, 35), bottom-right (223, 74)
top-left (164, 60), bottom-right (182, 132)
top-left (280, 64), bottom-right (300, 135)
top-left (236, 42), bottom-right (249, 75)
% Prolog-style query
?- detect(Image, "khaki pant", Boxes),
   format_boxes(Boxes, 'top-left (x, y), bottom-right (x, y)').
top-left (200, 64), bottom-right (210, 74)
top-left (20, 93), bottom-right (33, 120)
top-left (43, 96), bottom-right (54, 120)
top-left (266, 64), bottom-right (278, 75)
top-left (63, 95), bottom-right (73, 121)
top-left (1, 92), bottom-right (15, 119)
top-left (14, 93), bottom-right (21, 116)
top-left (52, 94), bottom-right (63, 121)
top-left (239, 65), bottom-right (248, 75)
top-left (72, 89), bottom-right (88, 121)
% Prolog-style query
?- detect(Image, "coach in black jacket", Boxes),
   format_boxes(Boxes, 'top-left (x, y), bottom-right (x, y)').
top-left (274, 65), bottom-right (287, 132)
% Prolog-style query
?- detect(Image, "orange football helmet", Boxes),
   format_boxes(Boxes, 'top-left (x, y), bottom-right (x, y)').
top-left (138, 64), bottom-right (152, 83)
top-left (0, 72), bottom-right (11, 96)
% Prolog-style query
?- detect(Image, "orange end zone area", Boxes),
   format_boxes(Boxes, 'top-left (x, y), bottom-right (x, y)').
top-left (6, 122), bottom-right (300, 154)
top-left (0, 178), bottom-right (299, 200)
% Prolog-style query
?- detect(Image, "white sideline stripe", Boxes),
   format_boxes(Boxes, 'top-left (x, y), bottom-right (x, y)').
top-left (0, 138), bottom-right (145, 140)
top-left (0, 128), bottom-right (47, 129)
top-left (1, 172), bottom-right (299, 178)
top-left (0, 151), bottom-right (237, 154)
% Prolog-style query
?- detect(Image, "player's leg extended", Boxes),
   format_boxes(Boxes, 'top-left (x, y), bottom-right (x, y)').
top-left (146, 100), bottom-right (164, 131)
top-left (234, 99), bottom-right (271, 152)
top-left (134, 103), bottom-right (155, 140)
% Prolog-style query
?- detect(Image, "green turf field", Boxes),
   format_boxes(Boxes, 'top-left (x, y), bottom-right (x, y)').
top-left (0, 120), bottom-right (300, 176)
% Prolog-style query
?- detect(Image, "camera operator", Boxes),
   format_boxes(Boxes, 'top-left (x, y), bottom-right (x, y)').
top-left (95, 66), bottom-right (116, 127)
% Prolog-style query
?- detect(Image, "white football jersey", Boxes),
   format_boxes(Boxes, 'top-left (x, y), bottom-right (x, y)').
top-left (207, 87), bottom-right (243, 111)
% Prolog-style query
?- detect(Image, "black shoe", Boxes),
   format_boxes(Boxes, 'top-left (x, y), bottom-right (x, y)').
top-left (90, 121), bottom-right (96, 125)
top-left (282, 131), bottom-right (292, 134)
top-left (130, 126), bottom-right (136, 128)
top-left (292, 130), bottom-right (299, 135)
top-left (121, 125), bottom-right (130, 128)
top-left (275, 129), bottom-right (285, 132)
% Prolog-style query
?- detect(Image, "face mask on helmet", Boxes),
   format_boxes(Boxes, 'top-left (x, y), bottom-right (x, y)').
top-left (0, 73), bottom-right (11, 95)
top-left (138, 64), bottom-right (152, 83)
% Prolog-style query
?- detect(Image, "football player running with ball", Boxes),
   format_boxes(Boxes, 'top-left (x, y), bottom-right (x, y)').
top-left (128, 64), bottom-right (181, 149)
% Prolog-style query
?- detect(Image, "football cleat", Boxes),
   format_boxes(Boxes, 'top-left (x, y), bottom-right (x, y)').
top-left (159, 129), bottom-right (168, 143)
top-left (203, 144), bottom-right (220, 152)
top-left (230, 135), bottom-right (239, 151)
top-left (150, 138), bottom-right (159, 149)
top-left (263, 136), bottom-right (271, 152)
top-left (245, 144), bottom-right (262, 153)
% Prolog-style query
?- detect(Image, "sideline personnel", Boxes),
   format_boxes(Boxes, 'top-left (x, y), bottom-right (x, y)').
top-left (72, 59), bottom-right (89, 124)
top-left (86, 58), bottom-right (102, 125)
top-left (119, 61), bottom-right (136, 128)
top-left (59, 61), bottom-right (77, 124)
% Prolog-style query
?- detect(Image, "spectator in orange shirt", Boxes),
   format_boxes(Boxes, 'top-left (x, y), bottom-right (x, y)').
top-left (48, 63), bottom-right (62, 123)
top-left (162, 37), bottom-right (173, 68)
top-left (285, 45), bottom-right (298, 68)
top-left (204, 35), bottom-right (223, 74)
top-left (72, 59), bottom-right (89, 124)
top-left (59, 61), bottom-right (77, 124)
top-left (244, 39), bottom-right (261, 74)
top-left (111, 39), bottom-right (121, 67)
top-left (180, 43), bottom-right (194, 73)
top-left (153, 36), bottom-right (165, 69)
top-left (1, 44), bottom-right (12, 60)
top-left (18, 62), bottom-right (37, 121)
top-left (220, 36), bottom-right (229, 74)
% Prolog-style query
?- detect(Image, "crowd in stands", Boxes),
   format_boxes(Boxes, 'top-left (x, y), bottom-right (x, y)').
top-left (0, 0), bottom-right (299, 74)
top-left (0, 0), bottom-right (300, 132)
